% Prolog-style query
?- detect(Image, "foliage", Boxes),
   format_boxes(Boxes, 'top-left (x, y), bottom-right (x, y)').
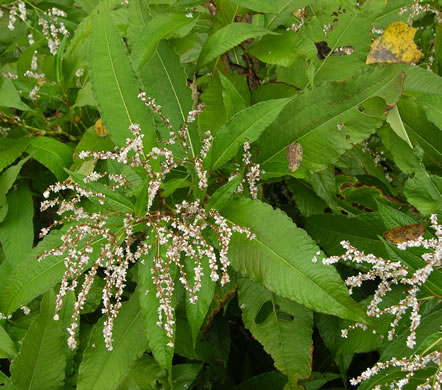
top-left (0, 0), bottom-right (441, 389)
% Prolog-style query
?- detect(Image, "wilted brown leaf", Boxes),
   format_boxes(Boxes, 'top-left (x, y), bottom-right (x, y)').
top-left (94, 118), bottom-right (108, 137)
top-left (383, 223), bottom-right (426, 244)
top-left (366, 22), bottom-right (423, 65)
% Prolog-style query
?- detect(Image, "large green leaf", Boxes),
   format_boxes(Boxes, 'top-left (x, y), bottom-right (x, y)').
top-left (10, 290), bottom-right (66, 390)
top-left (0, 228), bottom-right (105, 315)
top-left (27, 137), bottom-right (73, 181)
top-left (238, 279), bottom-right (313, 389)
top-left (0, 158), bottom-right (28, 223)
top-left (305, 212), bottom-right (389, 258)
top-left (397, 96), bottom-right (442, 173)
top-left (77, 292), bottom-right (146, 390)
top-left (211, 98), bottom-right (291, 170)
top-left (138, 41), bottom-right (196, 157)
top-left (139, 246), bottom-right (175, 370)
top-left (132, 12), bottom-right (196, 70)
top-left (127, 0), bottom-right (151, 49)
top-left (0, 78), bottom-right (31, 111)
top-left (404, 166), bottom-right (442, 216)
top-left (417, 94), bottom-right (442, 130)
top-left (197, 23), bottom-right (273, 67)
top-left (257, 66), bottom-right (404, 178)
top-left (0, 184), bottom-right (33, 267)
top-left (0, 136), bottom-right (30, 173)
top-left (0, 324), bottom-right (16, 359)
top-left (89, 12), bottom-right (155, 148)
top-left (221, 199), bottom-right (368, 323)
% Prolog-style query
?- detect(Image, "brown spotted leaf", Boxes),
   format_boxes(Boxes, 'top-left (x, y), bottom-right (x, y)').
top-left (383, 224), bottom-right (426, 244)
top-left (366, 22), bottom-right (423, 65)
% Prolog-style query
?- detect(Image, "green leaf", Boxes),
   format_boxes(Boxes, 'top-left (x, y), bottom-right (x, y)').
top-left (89, 12), bottom-right (155, 149)
top-left (206, 174), bottom-right (243, 212)
top-left (222, 199), bottom-right (368, 323)
top-left (397, 96), bottom-right (442, 172)
top-left (0, 184), bottom-right (33, 267)
top-left (0, 136), bottom-right (30, 173)
top-left (0, 78), bottom-right (32, 111)
top-left (0, 227), bottom-right (105, 315)
top-left (238, 279), bottom-right (313, 388)
top-left (237, 371), bottom-right (288, 390)
top-left (139, 246), bottom-right (175, 370)
top-left (0, 324), bottom-right (16, 358)
top-left (184, 256), bottom-right (215, 347)
top-left (249, 31), bottom-right (316, 67)
top-left (127, 0), bottom-right (151, 48)
top-left (219, 72), bottom-right (247, 120)
top-left (386, 105), bottom-right (413, 148)
top-left (417, 94), bottom-right (442, 130)
top-left (132, 12), bottom-right (196, 70)
top-left (211, 98), bottom-right (291, 170)
top-left (286, 179), bottom-right (326, 218)
top-left (401, 64), bottom-right (442, 96)
top-left (0, 158), bottom-right (29, 223)
top-left (118, 355), bottom-right (167, 390)
top-left (10, 290), bottom-right (66, 390)
top-left (257, 66), bottom-right (404, 178)
top-left (27, 137), bottom-right (73, 181)
top-left (404, 167), bottom-right (442, 217)
top-left (197, 23), bottom-right (273, 67)
top-left (67, 170), bottom-right (135, 212)
top-left (172, 363), bottom-right (203, 390)
top-left (305, 212), bottom-right (389, 258)
top-left (77, 292), bottom-right (146, 390)
top-left (305, 167), bottom-right (340, 212)
top-left (74, 82), bottom-right (97, 108)
top-left (138, 41), bottom-right (196, 157)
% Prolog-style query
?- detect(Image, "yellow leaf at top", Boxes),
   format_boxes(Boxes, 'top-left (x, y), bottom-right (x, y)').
top-left (366, 22), bottom-right (423, 65)
top-left (94, 118), bottom-right (108, 137)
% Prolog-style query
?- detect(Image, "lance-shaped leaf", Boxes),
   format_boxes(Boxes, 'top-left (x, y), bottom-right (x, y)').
top-left (0, 228), bottom-right (105, 315)
top-left (0, 137), bottom-right (30, 174)
top-left (138, 41), bottom-right (197, 158)
top-left (77, 292), bottom-right (146, 390)
top-left (27, 137), bottom-right (73, 181)
top-left (0, 158), bottom-right (28, 223)
top-left (211, 98), bottom-right (291, 170)
top-left (10, 290), bottom-right (66, 390)
top-left (0, 184), bottom-right (33, 267)
top-left (257, 66), bottom-right (404, 178)
top-left (198, 23), bottom-right (273, 67)
top-left (221, 199), bottom-right (368, 323)
top-left (0, 324), bottom-right (16, 359)
top-left (89, 12), bottom-right (155, 149)
top-left (238, 279), bottom-right (313, 389)
top-left (132, 12), bottom-right (197, 70)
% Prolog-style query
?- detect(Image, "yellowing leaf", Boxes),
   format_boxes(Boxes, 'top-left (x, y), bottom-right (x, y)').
top-left (366, 22), bottom-right (423, 65)
top-left (94, 118), bottom-right (107, 137)
top-left (383, 224), bottom-right (425, 244)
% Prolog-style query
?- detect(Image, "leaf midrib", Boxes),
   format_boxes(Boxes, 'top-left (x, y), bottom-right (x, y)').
top-left (90, 309), bottom-right (143, 390)
top-left (260, 70), bottom-right (399, 166)
top-left (212, 100), bottom-right (287, 169)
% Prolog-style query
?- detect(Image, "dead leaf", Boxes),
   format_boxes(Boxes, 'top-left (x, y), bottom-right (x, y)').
top-left (383, 223), bottom-right (425, 244)
top-left (94, 118), bottom-right (107, 137)
top-left (366, 22), bottom-right (423, 65)
top-left (286, 142), bottom-right (303, 172)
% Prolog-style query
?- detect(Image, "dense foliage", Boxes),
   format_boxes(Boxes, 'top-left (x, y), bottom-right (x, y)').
top-left (0, 0), bottom-right (441, 389)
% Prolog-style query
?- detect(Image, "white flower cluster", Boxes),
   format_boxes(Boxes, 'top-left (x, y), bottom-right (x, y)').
top-left (39, 95), bottom-right (254, 351)
top-left (227, 141), bottom-right (264, 200)
top-left (318, 214), bottom-right (441, 388)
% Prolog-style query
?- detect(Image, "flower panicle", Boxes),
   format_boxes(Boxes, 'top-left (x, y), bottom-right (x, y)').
top-left (39, 97), bottom-right (255, 351)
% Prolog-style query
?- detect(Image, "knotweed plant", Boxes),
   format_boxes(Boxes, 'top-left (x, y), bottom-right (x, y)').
top-left (38, 94), bottom-right (255, 351)
top-left (316, 215), bottom-right (442, 389)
